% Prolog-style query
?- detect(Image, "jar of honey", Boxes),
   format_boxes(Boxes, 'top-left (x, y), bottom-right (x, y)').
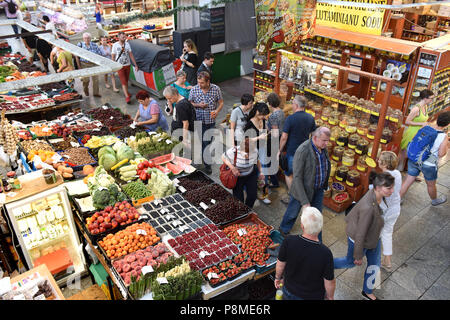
top-left (327, 141), bottom-right (334, 155)
top-left (357, 119), bottom-right (370, 136)
top-left (357, 155), bottom-right (368, 172)
top-left (348, 134), bottom-right (360, 149)
top-left (356, 138), bottom-right (369, 155)
top-left (342, 149), bottom-right (356, 167)
top-left (330, 126), bottom-right (341, 142)
top-left (332, 146), bottom-right (345, 162)
top-left (315, 118), bottom-right (324, 128)
top-left (346, 117), bottom-right (358, 133)
top-left (388, 109), bottom-right (403, 130)
top-left (381, 128), bottom-right (392, 144)
top-left (328, 111), bottom-right (340, 126)
top-left (312, 105), bottom-right (322, 118)
top-left (336, 166), bottom-right (349, 182)
top-left (367, 124), bottom-right (377, 140)
top-left (321, 107), bottom-right (332, 122)
top-left (339, 114), bottom-right (349, 128)
top-left (346, 170), bottom-right (361, 187)
top-left (337, 131), bottom-right (349, 147)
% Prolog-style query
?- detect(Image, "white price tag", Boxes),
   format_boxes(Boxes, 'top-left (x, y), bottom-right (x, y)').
top-left (110, 116), bottom-right (114, 120)
top-left (156, 277), bottom-right (169, 284)
top-left (178, 225), bottom-right (189, 232)
top-left (136, 229), bottom-right (147, 236)
top-left (34, 294), bottom-right (46, 300)
top-left (98, 186), bottom-right (108, 191)
top-left (130, 122), bottom-right (136, 129)
top-left (178, 186), bottom-right (187, 193)
top-left (148, 132), bottom-right (157, 135)
top-left (141, 266), bottom-right (154, 275)
top-left (345, 49), bottom-right (350, 54)
top-left (237, 228), bottom-right (247, 236)
top-left (42, 127), bottom-right (51, 132)
top-left (13, 294), bottom-right (26, 300)
top-left (199, 251), bottom-right (210, 259)
top-left (366, 54), bottom-right (371, 59)
top-left (102, 105), bottom-right (109, 110)
top-left (165, 214), bottom-right (175, 221)
top-left (165, 139), bottom-right (173, 144)
top-left (355, 51), bottom-right (360, 56)
top-left (158, 138), bottom-right (163, 142)
top-left (210, 199), bottom-right (216, 205)
top-left (51, 153), bottom-right (62, 163)
top-left (199, 202), bottom-right (209, 210)
top-left (70, 142), bottom-right (79, 147)
top-left (207, 272), bottom-right (219, 280)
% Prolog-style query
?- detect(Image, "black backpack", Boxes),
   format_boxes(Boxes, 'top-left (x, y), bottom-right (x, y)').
top-left (7, 0), bottom-right (17, 14)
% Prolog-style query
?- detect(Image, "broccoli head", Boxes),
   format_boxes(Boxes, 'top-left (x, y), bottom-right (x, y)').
top-left (92, 188), bottom-right (111, 209)
top-left (108, 183), bottom-right (119, 198)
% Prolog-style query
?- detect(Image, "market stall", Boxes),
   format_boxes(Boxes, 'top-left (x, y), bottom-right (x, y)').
top-left (127, 40), bottom-right (180, 98)
top-left (254, 49), bottom-right (400, 212)
top-left (0, 263), bottom-right (65, 300)
top-left (0, 101), bottom-right (282, 300)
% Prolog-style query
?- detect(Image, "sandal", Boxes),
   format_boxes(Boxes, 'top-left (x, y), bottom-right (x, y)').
top-left (381, 263), bottom-right (392, 272)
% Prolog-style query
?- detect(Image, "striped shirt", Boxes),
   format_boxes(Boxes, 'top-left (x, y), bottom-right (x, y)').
top-left (224, 147), bottom-right (258, 177)
top-left (77, 41), bottom-right (102, 63)
top-left (311, 140), bottom-right (328, 190)
top-left (189, 83), bottom-right (222, 125)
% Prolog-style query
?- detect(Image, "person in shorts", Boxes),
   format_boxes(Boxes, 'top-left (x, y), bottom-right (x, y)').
top-left (400, 111), bottom-right (450, 206)
top-left (111, 31), bottom-right (139, 104)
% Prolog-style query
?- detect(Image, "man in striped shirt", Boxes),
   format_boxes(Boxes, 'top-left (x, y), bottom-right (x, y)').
top-left (189, 71), bottom-right (224, 174)
top-left (76, 32), bottom-right (102, 97)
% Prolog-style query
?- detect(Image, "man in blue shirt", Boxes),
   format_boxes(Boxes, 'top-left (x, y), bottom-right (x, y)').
top-left (277, 95), bottom-right (316, 203)
top-left (76, 32), bottom-right (102, 97)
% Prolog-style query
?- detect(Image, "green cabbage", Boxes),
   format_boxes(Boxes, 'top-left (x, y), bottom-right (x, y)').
top-left (99, 153), bottom-right (117, 170)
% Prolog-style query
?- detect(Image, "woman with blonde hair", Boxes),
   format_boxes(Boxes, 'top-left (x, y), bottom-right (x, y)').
top-left (375, 151), bottom-right (402, 271)
top-left (180, 39), bottom-right (198, 85)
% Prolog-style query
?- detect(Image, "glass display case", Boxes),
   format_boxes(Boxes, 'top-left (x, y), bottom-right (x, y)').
top-left (4, 185), bottom-right (86, 285)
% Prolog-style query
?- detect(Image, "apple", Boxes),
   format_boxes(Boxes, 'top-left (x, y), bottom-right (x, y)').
top-left (97, 216), bottom-right (104, 223)
top-left (104, 217), bottom-right (111, 223)
top-left (99, 227), bottom-right (105, 233)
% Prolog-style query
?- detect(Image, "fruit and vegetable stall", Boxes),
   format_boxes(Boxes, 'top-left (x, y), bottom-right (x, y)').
top-left (1, 101), bottom-right (284, 301)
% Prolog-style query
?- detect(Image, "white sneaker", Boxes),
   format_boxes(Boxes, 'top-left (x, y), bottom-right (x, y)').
top-left (431, 195), bottom-right (447, 206)
top-left (262, 198), bottom-right (271, 205)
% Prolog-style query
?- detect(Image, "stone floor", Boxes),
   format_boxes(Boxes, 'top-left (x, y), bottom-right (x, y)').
top-left (5, 30), bottom-right (450, 300)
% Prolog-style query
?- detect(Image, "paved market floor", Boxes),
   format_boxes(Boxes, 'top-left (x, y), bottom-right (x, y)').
top-left (5, 29), bottom-right (450, 300)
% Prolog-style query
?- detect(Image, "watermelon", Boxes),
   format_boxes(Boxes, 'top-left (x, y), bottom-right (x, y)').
top-left (150, 153), bottom-right (175, 166)
top-left (166, 162), bottom-right (183, 175)
top-left (175, 156), bottom-right (192, 165)
top-left (173, 160), bottom-right (196, 173)
top-left (156, 165), bottom-right (171, 174)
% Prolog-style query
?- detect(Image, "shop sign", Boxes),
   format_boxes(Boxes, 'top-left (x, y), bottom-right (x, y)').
top-left (316, 0), bottom-right (386, 36)
top-left (255, 0), bottom-right (317, 55)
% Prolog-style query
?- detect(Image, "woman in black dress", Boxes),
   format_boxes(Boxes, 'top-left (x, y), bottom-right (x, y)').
top-left (180, 39), bottom-right (198, 85)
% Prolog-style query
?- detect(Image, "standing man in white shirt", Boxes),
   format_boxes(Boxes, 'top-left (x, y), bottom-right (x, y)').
top-left (111, 31), bottom-right (139, 104)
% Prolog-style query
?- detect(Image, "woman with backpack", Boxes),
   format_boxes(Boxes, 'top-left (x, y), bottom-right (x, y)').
top-left (1, 0), bottom-right (19, 35)
top-left (398, 89), bottom-right (434, 172)
top-left (400, 111), bottom-right (450, 206)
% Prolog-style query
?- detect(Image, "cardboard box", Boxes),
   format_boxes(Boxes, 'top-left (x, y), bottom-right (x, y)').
top-left (438, 4), bottom-right (450, 16)
top-left (426, 21), bottom-right (437, 31)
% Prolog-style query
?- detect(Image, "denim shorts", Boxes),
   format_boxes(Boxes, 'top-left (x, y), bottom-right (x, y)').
top-left (407, 159), bottom-right (438, 181)
top-left (284, 154), bottom-right (294, 176)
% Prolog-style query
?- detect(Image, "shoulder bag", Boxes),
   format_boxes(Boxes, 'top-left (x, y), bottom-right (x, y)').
top-left (220, 148), bottom-right (238, 189)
